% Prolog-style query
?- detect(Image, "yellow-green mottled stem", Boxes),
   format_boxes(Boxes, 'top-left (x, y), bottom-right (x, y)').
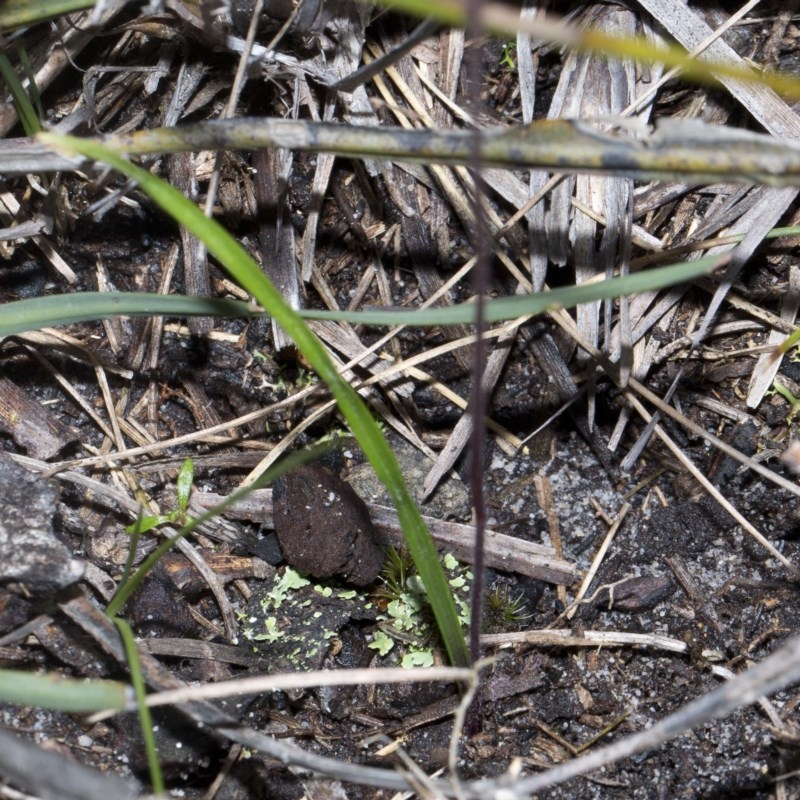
top-left (100, 118), bottom-right (800, 186)
top-left (10, 118), bottom-right (800, 185)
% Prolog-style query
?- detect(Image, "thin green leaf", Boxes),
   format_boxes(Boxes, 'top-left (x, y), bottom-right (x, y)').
top-left (370, 0), bottom-right (800, 99)
top-left (0, 256), bottom-right (724, 339)
top-left (124, 514), bottom-right (170, 535)
top-left (0, 0), bottom-right (93, 31)
top-left (0, 52), bottom-right (40, 135)
top-left (0, 292), bottom-right (264, 338)
top-left (297, 254), bottom-right (726, 326)
top-left (776, 328), bottom-right (800, 357)
top-left (0, 668), bottom-right (127, 712)
top-left (118, 509), bottom-right (144, 592)
top-left (17, 46), bottom-right (44, 124)
top-left (176, 457), bottom-right (194, 515)
top-left (114, 618), bottom-right (164, 794)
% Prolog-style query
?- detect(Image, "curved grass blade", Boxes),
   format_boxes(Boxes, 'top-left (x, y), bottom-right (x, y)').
top-left (0, 254), bottom-right (726, 339)
top-left (3, 0), bottom-right (800, 101)
top-left (0, 0), bottom-right (93, 30)
top-left (0, 52), bottom-right (41, 136)
top-left (370, 0), bottom-right (800, 100)
top-left (17, 47), bottom-right (44, 125)
top-left (298, 253), bottom-right (727, 326)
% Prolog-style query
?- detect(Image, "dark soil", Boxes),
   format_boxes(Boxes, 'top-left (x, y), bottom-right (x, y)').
top-left (1, 2), bottom-right (800, 799)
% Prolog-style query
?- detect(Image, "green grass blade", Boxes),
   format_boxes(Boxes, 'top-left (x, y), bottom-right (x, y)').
top-left (0, 668), bottom-right (127, 712)
top-left (0, 254), bottom-right (724, 338)
top-left (0, 52), bottom-right (41, 135)
top-left (0, 292), bottom-right (264, 338)
top-left (118, 508), bottom-right (144, 590)
top-left (42, 131), bottom-right (471, 667)
top-left (114, 618), bottom-right (164, 794)
top-left (776, 328), bottom-right (800, 357)
top-left (0, 0), bottom-right (93, 30)
top-left (17, 46), bottom-right (44, 125)
top-left (297, 254), bottom-right (726, 326)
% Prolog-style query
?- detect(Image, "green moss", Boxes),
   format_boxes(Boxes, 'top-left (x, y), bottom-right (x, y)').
top-left (483, 585), bottom-right (531, 633)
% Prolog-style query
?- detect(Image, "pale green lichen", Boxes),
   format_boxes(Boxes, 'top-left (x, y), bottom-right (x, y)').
top-left (243, 569), bottom-right (376, 671)
top-left (401, 650), bottom-right (435, 668)
top-left (368, 630), bottom-right (395, 656)
top-left (371, 551), bottom-right (472, 667)
top-left (443, 553), bottom-right (459, 570)
top-left (244, 554), bottom-right (473, 672)
top-left (263, 568), bottom-right (310, 612)
top-left (251, 616), bottom-right (283, 643)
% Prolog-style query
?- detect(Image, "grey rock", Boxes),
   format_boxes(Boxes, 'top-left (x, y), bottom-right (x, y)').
top-left (347, 436), bottom-right (470, 522)
top-left (0, 455), bottom-right (84, 590)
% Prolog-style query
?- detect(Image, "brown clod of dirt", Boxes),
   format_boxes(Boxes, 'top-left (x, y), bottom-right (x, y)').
top-left (272, 463), bottom-right (385, 585)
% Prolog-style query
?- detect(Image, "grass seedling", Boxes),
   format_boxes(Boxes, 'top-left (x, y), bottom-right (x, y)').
top-left (124, 457), bottom-right (194, 535)
top-left (499, 42), bottom-right (516, 70)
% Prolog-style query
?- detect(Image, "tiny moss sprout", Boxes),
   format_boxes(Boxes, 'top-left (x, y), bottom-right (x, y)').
top-left (483, 584), bottom-right (532, 633)
top-left (377, 546), bottom-right (414, 601)
top-left (296, 366), bottom-right (319, 388)
top-left (500, 42), bottom-right (516, 70)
